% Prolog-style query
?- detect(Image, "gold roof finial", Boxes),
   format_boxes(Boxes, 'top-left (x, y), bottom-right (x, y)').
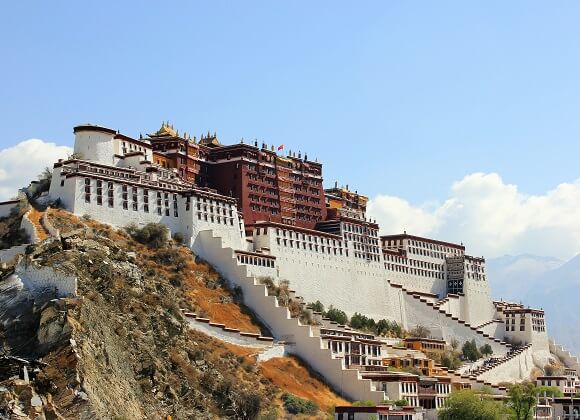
top-left (155, 121), bottom-right (177, 137)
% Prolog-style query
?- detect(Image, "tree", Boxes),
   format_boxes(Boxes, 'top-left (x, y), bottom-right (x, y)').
top-left (438, 390), bottom-right (504, 420)
top-left (376, 319), bottom-right (390, 336)
top-left (409, 324), bottom-right (431, 338)
top-left (536, 386), bottom-right (563, 398)
top-left (506, 382), bottom-right (540, 420)
top-left (462, 339), bottom-right (482, 362)
top-left (441, 352), bottom-right (462, 370)
top-left (480, 344), bottom-right (493, 357)
top-left (450, 338), bottom-right (459, 351)
top-left (324, 305), bottom-right (348, 325)
top-left (350, 312), bottom-right (370, 330)
top-left (309, 300), bottom-right (324, 313)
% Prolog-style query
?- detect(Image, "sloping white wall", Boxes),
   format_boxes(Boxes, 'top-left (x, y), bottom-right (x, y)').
top-left (191, 230), bottom-right (387, 403)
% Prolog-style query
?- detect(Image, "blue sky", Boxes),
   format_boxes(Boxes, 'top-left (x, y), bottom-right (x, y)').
top-left (1, 2), bottom-right (580, 255)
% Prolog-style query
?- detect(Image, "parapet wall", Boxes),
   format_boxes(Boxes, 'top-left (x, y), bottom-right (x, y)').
top-left (0, 244), bottom-right (29, 264)
top-left (20, 209), bottom-right (39, 244)
top-left (15, 262), bottom-right (78, 298)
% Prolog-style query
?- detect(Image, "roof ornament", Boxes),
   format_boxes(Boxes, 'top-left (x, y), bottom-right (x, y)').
top-left (241, 138), bottom-right (244, 144)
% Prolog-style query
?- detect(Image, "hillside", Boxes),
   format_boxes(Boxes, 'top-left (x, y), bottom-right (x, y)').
top-left (0, 209), bottom-right (345, 419)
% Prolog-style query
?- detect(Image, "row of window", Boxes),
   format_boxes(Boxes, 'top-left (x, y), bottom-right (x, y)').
top-left (236, 253), bottom-right (275, 268)
top-left (343, 222), bottom-right (378, 237)
top-left (326, 340), bottom-right (382, 357)
top-left (82, 178), bottom-right (236, 221)
top-left (384, 263), bottom-right (446, 279)
top-left (276, 237), bottom-right (347, 256)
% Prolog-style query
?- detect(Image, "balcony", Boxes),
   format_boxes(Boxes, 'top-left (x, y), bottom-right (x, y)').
top-left (418, 388), bottom-right (437, 396)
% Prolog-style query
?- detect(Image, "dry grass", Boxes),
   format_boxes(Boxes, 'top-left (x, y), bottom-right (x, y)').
top-left (47, 208), bottom-right (262, 334)
top-left (260, 356), bottom-right (349, 412)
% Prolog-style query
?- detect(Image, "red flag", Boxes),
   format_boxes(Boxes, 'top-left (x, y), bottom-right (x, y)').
top-left (277, 144), bottom-right (284, 151)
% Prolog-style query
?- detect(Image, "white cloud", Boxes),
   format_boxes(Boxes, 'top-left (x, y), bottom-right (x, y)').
top-left (368, 172), bottom-right (580, 259)
top-left (0, 139), bottom-right (72, 201)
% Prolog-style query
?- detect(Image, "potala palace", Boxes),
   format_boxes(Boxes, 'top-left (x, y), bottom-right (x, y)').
top-left (5, 122), bottom-right (578, 418)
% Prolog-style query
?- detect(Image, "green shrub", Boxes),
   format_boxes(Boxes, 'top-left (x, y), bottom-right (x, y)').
top-left (480, 344), bottom-right (493, 357)
top-left (409, 325), bottom-right (431, 338)
top-left (324, 305), bottom-right (349, 325)
top-left (172, 232), bottom-right (184, 244)
top-left (126, 223), bottom-right (169, 248)
top-left (309, 300), bottom-right (324, 313)
top-left (462, 339), bottom-right (482, 362)
top-left (352, 400), bottom-right (376, 407)
top-left (281, 393), bottom-right (318, 415)
top-left (441, 352), bottom-right (462, 370)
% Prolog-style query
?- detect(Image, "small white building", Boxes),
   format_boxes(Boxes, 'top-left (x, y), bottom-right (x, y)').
top-left (536, 375), bottom-right (580, 396)
top-left (334, 405), bottom-right (426, 420)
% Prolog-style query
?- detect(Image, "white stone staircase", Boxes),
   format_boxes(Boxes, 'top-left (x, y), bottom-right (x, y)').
top-left (471, 344), bottom-right (534, 384)
top-left (392, 283), bottom-right (512, 356)
top-left (191, 230), bottom-right (387, 402)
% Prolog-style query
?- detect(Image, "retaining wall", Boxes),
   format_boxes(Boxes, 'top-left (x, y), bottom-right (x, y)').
top-left (0, 244), bottom-right (29, 264)
top-left (0, 200), bottom-right (20, 218)
top-left (549, 340), bottom-right (580, 375)
top-left (15, 262), bottom-right (78, 297)
top-left (20, 209), bottom-right (39, 244)
top-left (184, 313), bottom-right (273, 348)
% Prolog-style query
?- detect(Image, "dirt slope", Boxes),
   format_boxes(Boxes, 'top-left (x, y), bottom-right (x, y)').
top-left (1, 209), bottom-right (348, 419)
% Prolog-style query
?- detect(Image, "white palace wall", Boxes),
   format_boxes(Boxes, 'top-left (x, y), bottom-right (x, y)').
top-left (383, 269), bottom-right (447, 297)
top-left (49, 170), bottom-right (246, 251)
top-left (462, 278), bottom-right (495, 327)
top-left (254, 227), bottom-right (401, 322)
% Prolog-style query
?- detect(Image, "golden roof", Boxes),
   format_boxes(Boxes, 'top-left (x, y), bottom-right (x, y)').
top-left (154, 121), bottom-right (177, 137)
top-left (199, 131), bottom-right (221, 147)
